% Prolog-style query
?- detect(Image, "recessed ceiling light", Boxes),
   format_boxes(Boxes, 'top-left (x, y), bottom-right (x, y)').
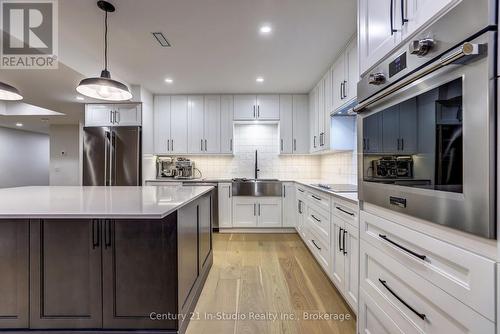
top-left (76, 96), bottom-right (84, 101)
top-left (256, 77), bottom-right (265, 83)
top-left (259, 25), bottom-right (272, 35)
top-left (15, 123), bottom-right (23, 127)
top-left (165, 78), bottom-right (173, 84)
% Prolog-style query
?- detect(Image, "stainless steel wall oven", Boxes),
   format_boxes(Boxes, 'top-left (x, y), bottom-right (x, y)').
top-left (355, 0), bottom-right (497, 239)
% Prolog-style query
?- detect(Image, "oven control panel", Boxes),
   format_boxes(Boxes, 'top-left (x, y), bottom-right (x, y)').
top-left (389, 52), bottom-right (407, 78)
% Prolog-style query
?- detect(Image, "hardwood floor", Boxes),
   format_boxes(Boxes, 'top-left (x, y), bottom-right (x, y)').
top-left (186, 233), bottom-right (356, 334)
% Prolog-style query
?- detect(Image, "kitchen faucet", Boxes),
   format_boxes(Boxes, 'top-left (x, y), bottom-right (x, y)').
top-left (254, 150), bottom-right (260, 179)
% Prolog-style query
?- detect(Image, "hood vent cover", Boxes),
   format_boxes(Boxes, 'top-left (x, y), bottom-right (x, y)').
top-left (152, 32), bottom-right (172, 47)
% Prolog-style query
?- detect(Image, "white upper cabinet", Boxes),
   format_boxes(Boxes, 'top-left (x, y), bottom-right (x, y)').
top-left (153, 96), bottom-right (171, 153)
top-left (85, 104), bottom-right (141, 127)
top-left (331, 38), bottom-right (358, 112)
top-left (203, 95), bottom-right (221, 153)
top-left (331, 53), bottom-right (346, 112)
top-left (170, 96), bottom-right (189, 154)
top-left (233, 95), bottom-right (280, 120)
top-left (220, 95), bottom-right (234, 154)
top-left (292, 95), bottom-right (309, 154)
top-left (114, 104), bottom-right (142, 126)
top-left (256, 95), bottom-right (280, 120)
top-left (85, 104), bottom-right (115, 127)
top-left (187, 95), bottom-right (205, 154)
top-left (279, 95), bottom-right (293, 154)
top-left (233, 95), bottom-right (257, 120)
top-left (359, 0), bottom-right (457, 75)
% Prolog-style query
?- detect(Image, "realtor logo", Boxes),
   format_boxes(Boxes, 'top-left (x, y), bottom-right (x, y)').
top-left (1, 0), bottom-right (58, 69)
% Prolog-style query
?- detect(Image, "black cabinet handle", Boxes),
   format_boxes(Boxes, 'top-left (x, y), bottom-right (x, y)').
top-left (401, 0), bottom-right (408, 26)
top-left (257, 105), bottom-right (260, 118)
top-left (281, 138), bottom-right (284, 152)
top-left (105, 220), bottom-right (112, 248)
top-left (298, 188), bottom-right (305, 193)
top-left (312, 239), bottom-right (321, 251)
top-left (311, 214), bottom-right (321, 222)
top-left (258, 203), bottom-right (261, 216)
top-left (397, 138), bottom-right (401, 150)
top-left (390, 0), bottom-right (397, 35)
top-left (340, 83), bottom-right (343, 100)
top-left (336, 206), bottom-right (354, 216)
top-left (379, 279), bottom-right (426, 320)
top-left (311, 195), bottom-right (322, 201)
top-left (379, 234), bottom-right (426, 260)
top-left (343, 230), bottom-right (347, 255)
top-left (253, 105), bottom-right (256, 118)
top-left (313, 135), bottom-right (316, 148)
top-left (254, 203), bottom-right (256, 216)
top-left (92, 220), bottom-right (100, 249)
top-left (294, 139), bottom-right (297, 151)
top-left (367, 138), bottom-right (370, 150)
top-left (339, 227), bottom-right (343, 252)
top-left (228, 186), bottom-right (231, 198)
top-left (401, 138), bottom-right (404, 151)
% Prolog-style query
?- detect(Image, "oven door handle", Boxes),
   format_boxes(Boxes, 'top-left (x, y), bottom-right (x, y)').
top-left (354, 42), bottom-right (484, 113)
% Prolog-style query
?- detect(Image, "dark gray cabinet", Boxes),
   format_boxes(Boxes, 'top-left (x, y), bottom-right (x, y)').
top-left (363, 112), bottom-right (382, 153)
top-left (0, 220), bottom-right (29, 329)
top-left (381, 98), bottom-right (418, 154)
top-left (198, 194), bottom-right (212, 271)
top-left (382, 105), bottom-right (400, 152)
top-left (29, 219), bottom-right (102, 329)
top-left (102, 218), bottom-right (178, 330)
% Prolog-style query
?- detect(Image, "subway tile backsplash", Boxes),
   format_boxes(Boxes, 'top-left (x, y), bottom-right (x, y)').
top-left (148, 123), bottom-right (357, 183)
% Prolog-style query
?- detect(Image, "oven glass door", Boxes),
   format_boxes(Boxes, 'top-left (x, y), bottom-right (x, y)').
top-left (358, 32), bottom-right (495, 239)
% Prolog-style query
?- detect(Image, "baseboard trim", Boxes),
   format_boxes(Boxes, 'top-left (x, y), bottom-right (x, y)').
top-left (218, 228), bottom-right (297, 234)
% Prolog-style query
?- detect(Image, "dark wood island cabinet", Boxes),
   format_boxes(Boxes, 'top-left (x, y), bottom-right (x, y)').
top-left (0, 187), bottom-right (214, 334)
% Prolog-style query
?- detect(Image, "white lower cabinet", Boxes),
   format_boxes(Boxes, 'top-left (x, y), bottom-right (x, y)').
top-left (360, 239), bottom-right (495, 334)
top-left (343, 222), bottom-right (359, 311)
top-left (232, 196), bottom-right (282, 228)
top-left (282, 182), bottom-right (296, 227)
top-left (218, 183), bottom-right (232, 228)
top-left (295, 188), bottom-right (307, 239)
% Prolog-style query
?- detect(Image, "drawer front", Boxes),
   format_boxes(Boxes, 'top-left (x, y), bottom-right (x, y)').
top-left (361, 210), bottom-right (495, 321)
top-left (332, 199), bottom-right (358, 227)
top-left (359, 288), bottom-right (405, 334)
top-left (306, 189), bottom-right (331, 212)
top-left (306, 205), bottom-right (330, 245)
top-left (360, 240), bottom-right (495, 334)
top-left (307, 228), bottom-right (330, 273)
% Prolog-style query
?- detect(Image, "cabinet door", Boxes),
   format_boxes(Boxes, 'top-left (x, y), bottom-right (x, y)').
top-left (331, 54), bottom-right (345, 111)
top-left (404, 0), bottom-right (456, 39)
top-left (154, 95), bottom-right (171, 153)
top-left (279, 95), bottom-right (293, 154)
top-left (177, 201), bottom-right (200, 311)
top-left (0, 220), bottom-right (28, 329)
top-left (317, 80), bottom-right (325, 147)
top-left (102, 217), bottom-right (178, 329)
top-left (115, 104), bottom-right (142, 126)
top-left (220, 95), bottom-right (234, 154)
top-left (187, 95), bottom-right (205, 154)
top-left (324, 66), bottom-right (333, 114)
top-left (257, 197), bottom-right (282, 228)
top-left (309, 89), bottom-right (318, 152)
top-left (85, 104), bottom-right (114, 127)
top-left (256, 95), bottom-right (280, 120)
top-left (359, 289), bottom-right (403, 334)
top-left (204, 95), bottom-right (221, 153)
top-left (198, 194), bottom-right (212, 270)
top-left (399, 98), bottom-right (418, 154)
top-left (232, 197), bottom-right (257, 227)
top-left (345, 38), bottom-right (358, 102)
top-left (170, 96), bottom-right (189, 154)
top-left (344, 223), bottom-right (359, 313)
top-left (331, 218), bottom-right (345, 290)
top-left (218, 183), bottom-right (233, 228)
top-left (282, 183), bottom-right (296, 227)
top-left (382, 105), bottom-right (400, 153)
top-left (292, 95), bottom-right (310, 154)
top-left (296, 198), bottom-right (307, 239)
top-left (30, 219), bottom-right (102, 329)
top-left (234, 95), bottom-right (257, 120)
top-left (358, 0), bottom-right (402, 75)
top-left (363, 112), bottom-right (383, 153)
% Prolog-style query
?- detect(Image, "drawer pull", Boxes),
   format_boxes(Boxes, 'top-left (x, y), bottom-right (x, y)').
top-left (298, 188), bottom-right (305, 193)
top-left (312, 239), bottom-right (321, 250)
top-left (336, 206), bottom-right (354, 216)
top-left (379, 279), bottom-right (427, 320)
top-left (311, 195), bottom-right (322, 201)
top-left (311, 214), bottom-right (321, 222)
top-left (379, 234), bottom-right (427, 261)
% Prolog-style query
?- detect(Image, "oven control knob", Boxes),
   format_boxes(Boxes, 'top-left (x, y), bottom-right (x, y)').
top-left (409, 38), bottom-right (435, 57)
top-left (368, 72), bottom-right (386, 85)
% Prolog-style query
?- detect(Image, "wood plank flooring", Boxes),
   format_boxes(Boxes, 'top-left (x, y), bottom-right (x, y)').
top-left (186, 233), bottom-right (356, 334)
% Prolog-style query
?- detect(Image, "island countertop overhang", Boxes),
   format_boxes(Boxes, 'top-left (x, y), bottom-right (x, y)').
top-left (0, 185), bottom-right (214, 219)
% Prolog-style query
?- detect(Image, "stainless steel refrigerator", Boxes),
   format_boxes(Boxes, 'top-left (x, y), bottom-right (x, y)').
top-left (83, 127), bottom-right (141, 186)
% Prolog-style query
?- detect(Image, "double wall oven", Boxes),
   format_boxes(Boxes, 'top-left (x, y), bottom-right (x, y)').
top-left (355, 0), bottom-right (497, 239)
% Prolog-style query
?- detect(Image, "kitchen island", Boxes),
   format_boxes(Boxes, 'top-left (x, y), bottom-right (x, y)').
top-left (0, 186), bottom-right (214, 334)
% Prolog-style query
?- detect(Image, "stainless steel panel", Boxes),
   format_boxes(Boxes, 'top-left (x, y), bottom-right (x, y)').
top-left (111, 127), bottom-right (141, 186)
top-left (357, 32), bottom-right (496, 239)
top-left (232, 180), bottom-right (283, 197)
top-left (83, 127), bottom-right (109, 186)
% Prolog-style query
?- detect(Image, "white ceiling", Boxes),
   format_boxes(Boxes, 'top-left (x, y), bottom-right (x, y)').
top-left (0, 0), bottom-right (356, 126)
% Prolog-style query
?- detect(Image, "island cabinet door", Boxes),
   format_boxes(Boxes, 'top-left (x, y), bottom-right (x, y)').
top-left (198, 193), bottom-right (212, 272)
top-left (0, 220), bottom-right (29, 329)
top-left (29, 219), bottom-right (102, 329)
top-left (101, 215), bottom-right (178, 330)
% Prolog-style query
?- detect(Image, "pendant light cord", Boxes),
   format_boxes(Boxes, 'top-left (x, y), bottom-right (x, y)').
top-left (104, 10), bottom-right (108, 71)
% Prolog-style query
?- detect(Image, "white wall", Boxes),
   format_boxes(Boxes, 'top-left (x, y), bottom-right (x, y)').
top-left (0, 126), bottom-right (49, 188)
top-left (49, 124), bottom-right (81, 186)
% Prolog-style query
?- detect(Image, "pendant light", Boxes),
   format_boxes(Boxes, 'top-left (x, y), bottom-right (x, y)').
top-left (0, 82), bottom-right (23, 101)
top-left (76, 1), bottom-right (132, 101)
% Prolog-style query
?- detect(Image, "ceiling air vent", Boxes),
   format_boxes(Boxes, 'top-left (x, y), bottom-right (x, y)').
top-left (152, 32), bottom-right (172, 47)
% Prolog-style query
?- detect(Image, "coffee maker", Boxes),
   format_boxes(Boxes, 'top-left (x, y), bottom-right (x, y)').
top-left (175, 158), bottom-right (195, 179)
top-left (156, 157), bottom-right (177, 178)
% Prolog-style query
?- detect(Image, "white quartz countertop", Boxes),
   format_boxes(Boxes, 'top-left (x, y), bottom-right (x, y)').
top-left (0, 186), bottom-right (214, 219)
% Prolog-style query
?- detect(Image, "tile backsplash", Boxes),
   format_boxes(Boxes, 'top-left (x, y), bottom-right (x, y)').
top-left (146, 123), bottom-right (358, 183)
